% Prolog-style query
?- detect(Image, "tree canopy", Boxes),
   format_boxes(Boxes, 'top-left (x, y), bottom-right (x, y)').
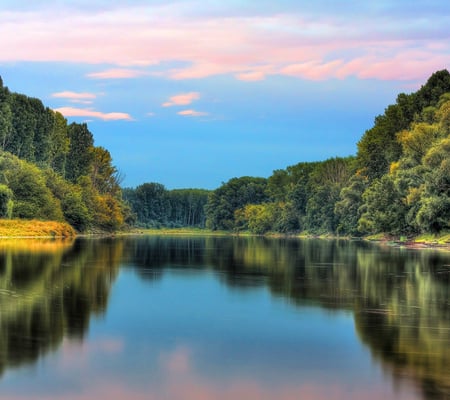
top-left (0, 77), bottom-right (126, 232)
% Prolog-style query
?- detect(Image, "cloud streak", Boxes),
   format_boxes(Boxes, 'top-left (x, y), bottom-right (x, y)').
top-left (177, 109), bottom-right (208, 117)
top-left (54, 107), bottom-right (133, 121)
top-left (162, 92), bottom-right (200, 107)
top-left (87, 68), bottom-right (148, 79)
top-left (0, 2), bottom-right (448, 82)
top-left (51, 91), bottom-right (97, 100)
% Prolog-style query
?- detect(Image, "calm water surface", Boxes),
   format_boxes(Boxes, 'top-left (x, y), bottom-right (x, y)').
top-left (0, 236), bottom-right (449, 400)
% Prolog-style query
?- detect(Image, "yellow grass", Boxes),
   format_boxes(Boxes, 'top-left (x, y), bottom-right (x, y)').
top-left (0, 219), bottom-right (76, 238)
top-left (0, 237), bottom-right (74, 253)
top-left (413, 232), bottom-right (450, 245)
top-left (122, 227), bottom-right (230, 236)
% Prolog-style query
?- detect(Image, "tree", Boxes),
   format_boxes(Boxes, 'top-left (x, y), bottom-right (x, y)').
top-left (304, 157), bottom-right (354, 233)
top-left (6, 93), bottom-right (37, 160)
top-left (44, 169), bottom-right (91, 232)
top-left (91, 146), bottom-right (121, 195)
top-left (0, 184), bottom-right (13, 218)
top-left (129, 183), bottom-right (168, 227)
top-left (335, 172), bottom-right (368, 235)
top-left (235, 203), bottom-right (279, 234)
top-left (65, 123), bottom-right (94, 182)
top-left (48, 110), bottom-right (70, 175)
top-left (397, 122), bottom-right (440, 165)
top-left (356, 69), bottom-right (450, 181)
top-left (205, 177), bottom-right (268, 230)
top-left (358, 175), bottom-right (407, 235)
top-left (0, 102), bottom-right (13, 151)
top-left (0, 154), bottom-right (64, 221)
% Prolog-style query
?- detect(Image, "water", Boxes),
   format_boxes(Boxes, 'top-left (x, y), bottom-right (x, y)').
top-left (0, 236), bottom-right (449, 400)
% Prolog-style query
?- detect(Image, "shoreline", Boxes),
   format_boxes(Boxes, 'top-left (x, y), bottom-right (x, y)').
top-left (0, 219), bottom-right (76, 238)
top-left (1, 222), bottom-right (448, 251)
top-left (116, 228), bottom-right (450, 251)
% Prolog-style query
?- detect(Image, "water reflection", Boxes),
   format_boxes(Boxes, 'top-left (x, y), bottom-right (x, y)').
top-left (121, 236), bottom-right (450, 399)
top-left (0, 236), bottom-right (449, 400)
top-left (0, 238), bottom-right (121, 377)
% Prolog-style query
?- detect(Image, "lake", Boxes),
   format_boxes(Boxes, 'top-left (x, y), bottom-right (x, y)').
top-left (0, 236), bottom-right (449, 400)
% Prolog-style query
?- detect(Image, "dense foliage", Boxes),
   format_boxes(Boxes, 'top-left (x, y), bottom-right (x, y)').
top-left (123, 184), bottom-right (209, 228)
top-left (204, 70), bottom-right (450, 236)
top-left (2, 70), bottom-right (449, 237)
top-left (0, 77), bottom-right (126, 232)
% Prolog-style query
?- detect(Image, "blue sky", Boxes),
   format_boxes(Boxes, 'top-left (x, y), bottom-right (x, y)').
top-left (0, 1), bottom-right (449, 189)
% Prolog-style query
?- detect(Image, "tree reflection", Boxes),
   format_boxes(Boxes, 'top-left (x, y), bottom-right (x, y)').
top-left (0, 238), bottom-right (121, 377)
top-left (123, 236), bottom-right (450, 399)
top-left (1, 235), bottom-right (449, 399)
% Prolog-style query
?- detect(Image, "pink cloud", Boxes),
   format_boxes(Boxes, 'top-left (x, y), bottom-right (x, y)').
top-left (54, 107), bottom-right (133, 121)
top-left (177, 109), bottom-right (208, 117)
top-left (51, 91), bottom-right (97, 100)
top-left (1, 343), bottom-right (418, 400)
top-left (0, 6), bottom-right (448, 82)
top-left (162, 92), bottom-right (200, 107)
top-left (86, 68), bottom-right (147, 79)
top-left (235, 71), bottom-right (267, 82)
top-left (280, 59), bottom-right (344, 80)
top-left (159, 346), bottom-right (191, 374)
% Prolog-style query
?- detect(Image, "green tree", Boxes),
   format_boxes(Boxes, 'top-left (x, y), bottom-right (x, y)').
top-left (0, 184), bottom-right (13, 218)
top-left (6, 93), bottom-right (37, 161)
top-left (335, 172), bottom-right (368, 235)
top-left (48, 110), bottom-right (70, 175)
top-left (0, 102), bottom-right (13, 151)
top-left (91, 146), bottom-right (121, 195)
top-left (0, 154), bottom-right (64, 221)
top-left (44, 169), bottom-right (90, 232)
top-left (304, 157), bottom-right (354, 233)
top-left (356, 70), bottom-right (450, 181)
top-left (358, 175), bottom-right (407, 235)
top-left (65, 123), bottom-right (94, 182)
top-left (205, 177), bottom-right (268, 230)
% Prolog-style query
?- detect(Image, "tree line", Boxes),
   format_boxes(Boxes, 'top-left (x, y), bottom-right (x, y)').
top-left (0, 77), bottom-right (126, 232)
top-left (1, 70), bottom-right (449, 237)
top-left (123, 184), bottom-right (209, 228)
top-left (203, 70), bottom-right (450, 236)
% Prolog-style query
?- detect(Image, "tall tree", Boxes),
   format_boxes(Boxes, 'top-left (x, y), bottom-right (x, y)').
top-left (48, 111), bottom-right (70, 175)
top-left (6, 93), bottom-right (37, 160)
top-left (65, 123), bottom-right (94, 182)
top-left (91, 146), bottom-right (121, 195)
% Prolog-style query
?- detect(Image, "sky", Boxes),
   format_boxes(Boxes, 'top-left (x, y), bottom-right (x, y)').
top-left (0, 0), bottom-right (449, 189)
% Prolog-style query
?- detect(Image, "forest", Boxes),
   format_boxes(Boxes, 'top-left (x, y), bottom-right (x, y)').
top-left (0, 77), bottom-right (126, 232)
top-left (127, 69), bottom-right (450, 237)
top-left (0, 70), bottom-right (449, 236)
top-left (204, 70), bottom-right (450, 236)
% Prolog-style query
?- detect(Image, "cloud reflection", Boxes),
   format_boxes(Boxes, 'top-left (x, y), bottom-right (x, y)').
top-left (2, 344), bottom-right (415, 400)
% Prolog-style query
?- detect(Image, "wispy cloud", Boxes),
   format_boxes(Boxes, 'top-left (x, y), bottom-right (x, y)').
top-left (54, 107), bottom-right (133, 121)
top-left (51, 91), bottom-right (97, 100)
top-left (177, 109), bottom-right (208, 117)
top-left (86, 68), bottom-right (148, 79)
top-left (0, 3), bottom-right (448, 82)
top-left (163, 92), bottom-right (200, 107)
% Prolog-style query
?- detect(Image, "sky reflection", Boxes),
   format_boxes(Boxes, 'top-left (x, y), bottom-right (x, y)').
top-left (0, 269), bottom-right (421, 400)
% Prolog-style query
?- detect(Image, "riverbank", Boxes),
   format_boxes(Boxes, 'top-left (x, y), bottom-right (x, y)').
top-left (0, 219), bottom-right (76, 238)
top-left (363, 232), bottom-right (450, 250)
top-left (121, 227), bottom-right (231, 236)
top-left (3, 221), bottom-right (447, 251)
top-left (120, 227), bottom-right (450, 249)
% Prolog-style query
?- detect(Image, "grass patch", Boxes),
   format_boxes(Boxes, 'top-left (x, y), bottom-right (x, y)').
top-left (0, 219), bottom-right (76, 238)
top-left (122, 227), bottom-right (231, 236)
top-left (413, 232), bottom-right (450, 245)
top-left (0, 238), bottom-right (75, 252)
